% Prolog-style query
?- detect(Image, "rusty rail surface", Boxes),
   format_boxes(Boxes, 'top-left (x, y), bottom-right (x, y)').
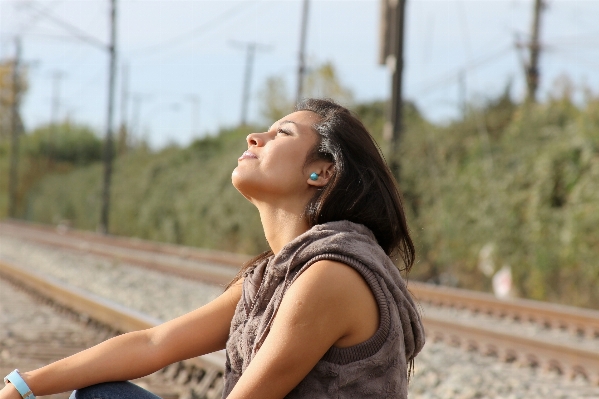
top-left (0, 258), bottom-right (226, 399)
top-left (410, 281), bottom-right (599, 338)
top-left (3, 220), bottom-right (599, 385)
top-left (2, 219), bottom-right (249, 267)
top-left (1, 220), bottom-right (242, 285)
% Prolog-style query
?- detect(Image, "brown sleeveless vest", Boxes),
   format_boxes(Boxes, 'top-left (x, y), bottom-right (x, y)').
top-left (223, 221), bottom-right (425, 398)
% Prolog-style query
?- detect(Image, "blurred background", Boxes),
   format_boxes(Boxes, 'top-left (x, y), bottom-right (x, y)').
top-left (1, 0), bottom-right (598, 308)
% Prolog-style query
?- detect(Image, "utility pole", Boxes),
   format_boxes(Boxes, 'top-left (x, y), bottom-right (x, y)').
top-left (186, 94), bottom-right (200, 137)
top-left (99, 0), bottom-right (117, 234)
top-left (231, 41), bottom-right (270, 126)
top-left (458, 69), bottom-right (466, 118)
top-left (20, 0), bottom-right (119, 231)
top-left (8, 37), bottom-right (22, 218)
top-left (240, 43), bottom-right (255, 126)
top-left (117, 62), bottom-right (129, 154)
top-left (389, 0), bottom-right (407, 182)
top-left (526, 0), bottom-right (544, 103)
top-left (49, 70), bottom-right (65, 165)
top-left (130, 95), bottom-right (141, 145)
top-left (130, 93), bottom-right (152, 147)
top-left (296, 0), bottom-right (310, 104)
top-left (50, 71), bottom-right (65, 125)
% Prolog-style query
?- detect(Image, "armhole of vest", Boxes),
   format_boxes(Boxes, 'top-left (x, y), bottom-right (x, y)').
top-left (293, 253), bottom-right (391, 365)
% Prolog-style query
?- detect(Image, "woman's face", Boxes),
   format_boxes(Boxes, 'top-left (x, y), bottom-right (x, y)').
top-left (232, 110), bottom-right (328, 204)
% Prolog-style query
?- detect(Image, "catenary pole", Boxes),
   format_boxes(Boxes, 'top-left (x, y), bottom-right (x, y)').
top-left (118, 62), bottom-right (129, 153)
top-left (8, 37), bottom-right (22, 218)
top-left (51, 71), bottom-right (64, 125)
top-left (99, 0), bottom-right (117, 234)
top-left (49, 70), bottom-right (65, 165)
top-left (459, 69), bottom-right (466, 118)
top-left (186, 95), bottom-right (200, 137)
top-left (296, 0), bottom-right (310, 104)
top-left (240, 42), bottom-right (256, 126)
top-left (232, 41), bottom-right (270, 126)
top-left (389, 0), bottom-right (406, 182)
top-left (526, 0), bottom-right (544, 103)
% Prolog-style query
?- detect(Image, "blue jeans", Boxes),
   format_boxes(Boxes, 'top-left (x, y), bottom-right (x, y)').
top-left (69, 381), bottom-right (162, 399)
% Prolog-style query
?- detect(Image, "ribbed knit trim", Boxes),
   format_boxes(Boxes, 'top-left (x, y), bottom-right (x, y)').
top-left (292, 253), bottom-right (391, 365)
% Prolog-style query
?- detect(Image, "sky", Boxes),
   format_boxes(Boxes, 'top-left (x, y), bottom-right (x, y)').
top-left (1, 0), bottom-right (598, 149)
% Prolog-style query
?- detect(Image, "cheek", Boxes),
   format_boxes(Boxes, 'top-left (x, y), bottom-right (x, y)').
top-left (255, 160), bottom-right (306, 191)
top-left (231, 141), bottom-right (314, 197)
top-left (231, 158), bottom-right (307, 198)
top-left (262, 149), bottom-right (310, 185)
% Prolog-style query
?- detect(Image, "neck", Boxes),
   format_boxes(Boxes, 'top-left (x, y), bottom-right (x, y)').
top-left (255, 199), bottom-right (311, 255)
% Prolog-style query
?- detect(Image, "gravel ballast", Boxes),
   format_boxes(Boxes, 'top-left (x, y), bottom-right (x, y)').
top-left (2, 232), bottom-right (598, 399)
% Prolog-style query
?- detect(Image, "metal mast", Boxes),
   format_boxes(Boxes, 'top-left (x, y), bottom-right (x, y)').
top-left (8, 38), bottom-right (22, 218)
top-left (526, 0), bottom-right (544, 103)
top-left (99, 0), bottom-right (117, 234)
top-left (389, 0), bottom-right (407, 182)
top-left (296, 0), bottom-right (310, 104)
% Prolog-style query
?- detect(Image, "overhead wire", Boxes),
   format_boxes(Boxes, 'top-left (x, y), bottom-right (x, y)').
top-left (130, 1), bottom-right (261, 57)
top-left (416, 45), bottom-right (514, 97)
top-left (19, 0), bottom-right (107, 51)
top-left (548, 49), bottom-right (599, 70)
top-left (14, 0), bottom-right (63, 37)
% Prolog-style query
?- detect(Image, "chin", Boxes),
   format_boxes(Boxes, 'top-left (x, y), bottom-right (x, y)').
top-left (231, 169), bottom-right (255, 201)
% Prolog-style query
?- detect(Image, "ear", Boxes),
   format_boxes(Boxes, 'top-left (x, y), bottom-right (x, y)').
top-left (307, 162), bottom-right (335, 187)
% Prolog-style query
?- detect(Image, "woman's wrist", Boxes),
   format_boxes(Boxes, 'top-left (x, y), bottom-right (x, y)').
top-left (3, 370), bottom-right (35, 399)
top-left (0, 384), bottom-right (23, 399)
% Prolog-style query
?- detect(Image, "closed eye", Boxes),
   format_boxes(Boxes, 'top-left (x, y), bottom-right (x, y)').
top-left (277, 128), bottom-right (292, 136)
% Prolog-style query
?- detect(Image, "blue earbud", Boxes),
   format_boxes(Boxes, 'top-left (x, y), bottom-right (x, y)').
top-left (310, 172), bottom-right (319, 181)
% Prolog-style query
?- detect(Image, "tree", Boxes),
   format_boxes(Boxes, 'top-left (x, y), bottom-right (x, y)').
top-left (304, 62), bottom-right (353, 106)
top-left (24, 121), bottom-right (103, 165)
top-left (257, 61), bottom-right (354, 125)
top-left (258, 76), bottom-right (294, 124)
top-left (0, 60), bottom-right (28, 142)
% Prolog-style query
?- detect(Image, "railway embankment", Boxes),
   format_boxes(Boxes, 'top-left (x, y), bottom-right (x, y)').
top-left (2, 222), bottom-right (598, 398)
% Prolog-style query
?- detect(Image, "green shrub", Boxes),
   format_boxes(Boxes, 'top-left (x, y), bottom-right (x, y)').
top-left (23, 122), bottom-right (102, 165)
top-left (20, 97), bottom-right (599, 309)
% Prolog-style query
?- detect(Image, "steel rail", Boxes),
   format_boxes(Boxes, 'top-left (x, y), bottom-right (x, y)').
top-left (410, 281), bottom-right (599, 338)
top-left (423, 316), bottom-right (599, 385)
top-left (0, 258), bottom-right (226, 398)
top-left (2, 219), bottom-right (249, 267)
top-left (4, 220), bottom-right (599, 340)
top-left (1, 221), bottom-right (240, 285)
top-left (3, 220), bottom-right (599, 385)
top-left (3, 256), bottom-right (598, 387)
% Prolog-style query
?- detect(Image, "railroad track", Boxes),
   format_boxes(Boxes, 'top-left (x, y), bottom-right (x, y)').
top-left (0, 259), bottom-right (225, 399)
top-left (2, 220), bottom-right (599, 387)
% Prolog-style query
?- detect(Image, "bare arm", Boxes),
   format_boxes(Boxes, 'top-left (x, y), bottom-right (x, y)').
top-left (227, 260), bottom-right (379, 399)
top-left (0, 281), bottom-right (242, 399)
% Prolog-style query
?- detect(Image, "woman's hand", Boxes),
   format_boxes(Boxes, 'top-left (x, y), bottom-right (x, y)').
top-left (9, 281), bottom-right (242, 397)
top-left (0, 384), bottom-right (22, 399)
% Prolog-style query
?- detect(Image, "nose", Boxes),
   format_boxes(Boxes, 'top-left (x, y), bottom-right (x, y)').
top-left (246, 132), bottom-right (264, 147)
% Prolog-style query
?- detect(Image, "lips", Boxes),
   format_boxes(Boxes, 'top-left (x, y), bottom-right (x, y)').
top-left (238, 151), bottom-right (258, 160)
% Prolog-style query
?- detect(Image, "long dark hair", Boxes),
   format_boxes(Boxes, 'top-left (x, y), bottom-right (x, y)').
top-left (228, 98), bottom-right (415, 287)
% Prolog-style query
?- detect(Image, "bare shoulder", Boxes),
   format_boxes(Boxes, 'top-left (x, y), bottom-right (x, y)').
top-left (292, 259), bottom-right (373, 299)
top-left (228, 261), bottom-right (380, 398)
top-left (284, 259), bottom-right (379, 348)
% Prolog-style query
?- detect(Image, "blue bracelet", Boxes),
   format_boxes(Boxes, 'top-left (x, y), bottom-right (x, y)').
top-left (3, 370), bottom-right (36, 399)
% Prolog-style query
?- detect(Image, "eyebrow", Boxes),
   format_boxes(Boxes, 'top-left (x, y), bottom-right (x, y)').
top-left (268, 119), bottom-right (298, 132)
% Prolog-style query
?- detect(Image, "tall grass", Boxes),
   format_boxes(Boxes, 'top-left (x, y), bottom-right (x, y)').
top-left (14, 95), bottom-right (599, 308)
top-left (25, 126), bottom-right (269, 255)
top-left (398, 93), bottom-right (599, 308)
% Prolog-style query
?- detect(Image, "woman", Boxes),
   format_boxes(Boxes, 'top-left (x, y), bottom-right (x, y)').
top-left (1, 99), bottom-right (424, 399)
